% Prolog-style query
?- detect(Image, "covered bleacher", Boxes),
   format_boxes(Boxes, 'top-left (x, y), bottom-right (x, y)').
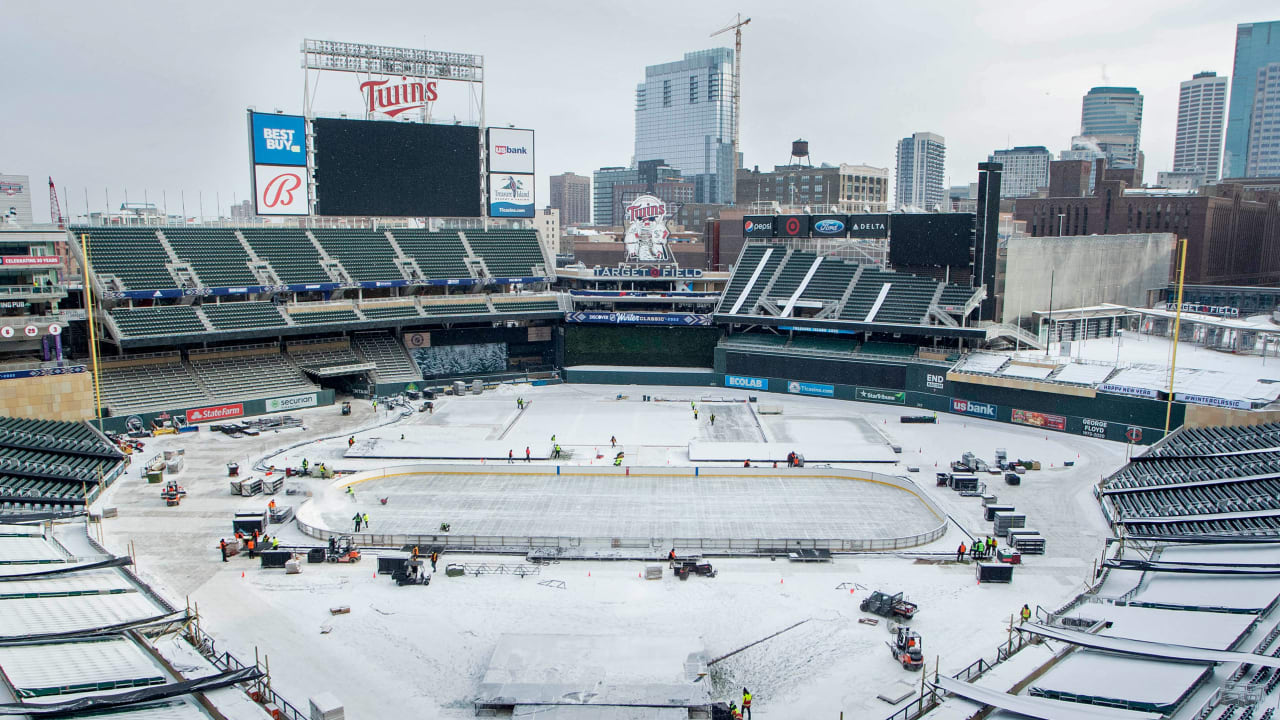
top-left (1100, 423), bottom-right (1280, 537)
top-left (715, 244), bottom-right (981, 330)
top-left (463, 228), bottom-right (548, 277)
top-left (311, 229), bottom-right (403, 283)
top-left (0, 417), bottom-right (124, 510)
top-left (237, 228), bottom-right (329, 284)
top-left (187, 345), bottom-right (317, 403)
top-left (286, 338), bottom-right (375, 378)
top-left (98, 353), bottom-right (209, 416)
top-left (351, 332), bottom-right (422, 384)
top-left (76, 227), bottom-right (176, 292)
top-left (160, 227), bottom-right (258, 287)
top-left (388, 229), bottom-right (473, 280)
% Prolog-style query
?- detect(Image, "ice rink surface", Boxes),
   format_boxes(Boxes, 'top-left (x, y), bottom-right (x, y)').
top-left (93, 382), bottom-right (1130, 718)
top-left (312, 469), bottom-right (942, 542)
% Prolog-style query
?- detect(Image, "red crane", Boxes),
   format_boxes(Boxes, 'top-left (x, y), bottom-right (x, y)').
top-left (48, 177), bottom-right (65, 229)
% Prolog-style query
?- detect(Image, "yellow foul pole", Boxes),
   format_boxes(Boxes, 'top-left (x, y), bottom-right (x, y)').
top-left (1164, 238), bottom-right (1187, 436)
top-left (80, 233), bottom-right (103, 433)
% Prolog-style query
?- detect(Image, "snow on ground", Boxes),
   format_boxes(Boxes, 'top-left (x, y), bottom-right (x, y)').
top-left (1012, 330), bottom-right (1280, 381)
top-left (92, 383), bottom-right (1129, 718)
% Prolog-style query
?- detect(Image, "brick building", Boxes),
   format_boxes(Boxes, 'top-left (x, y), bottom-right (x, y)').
top-left (1015, 160), bottom-right (1280, 285)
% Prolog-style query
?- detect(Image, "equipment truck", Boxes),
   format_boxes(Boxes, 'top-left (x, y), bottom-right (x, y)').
top-left (860, 590), bottom-right (918, 620)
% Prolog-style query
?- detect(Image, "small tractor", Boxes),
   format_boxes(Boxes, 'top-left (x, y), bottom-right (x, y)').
top-left (887, 625), bottom-right (924, 671)
top-left (326, 535), bottom-right (361, 563)
top-left (860, 590), bottom-right (918, 621)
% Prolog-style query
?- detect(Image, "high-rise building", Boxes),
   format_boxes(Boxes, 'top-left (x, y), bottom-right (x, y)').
top-left (735, 162), bottom-right (889, 212)
top-left (549, 172), bottom-right (591, 226)
top-left (1224, 21), bottom-right (1280, 179)
top-left (989, 146), bottom-right (1052, 198)
top-left (1172, 72), bottom-right (1228, 184)
top-left (894, 132), bottom-right (946, 210)
top-left (634, 48), bottom-right (736, 205)
top-left (1080, 87), bottom-right (1143, 171)
top-left (1245, 63), bottom-right (1280, 178)
top-left (0, 173), bottom-right (33, 227)
top-left (592, 160), bottom-right (684, 227)
top-left (533, 207), bottom-right (561, 256)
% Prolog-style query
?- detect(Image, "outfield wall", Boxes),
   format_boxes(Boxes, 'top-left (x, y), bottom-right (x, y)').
top-left (96, 389), bottom-right (336, 434)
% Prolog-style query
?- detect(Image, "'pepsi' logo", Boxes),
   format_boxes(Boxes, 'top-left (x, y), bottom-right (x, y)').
top-left (744, 221), bottom-right (754, 231)
top-left (814, 219), bottom-right (845, 234)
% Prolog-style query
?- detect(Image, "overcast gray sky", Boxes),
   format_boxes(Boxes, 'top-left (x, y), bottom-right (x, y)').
top-left (2, 1), bottom-right (1268, 222)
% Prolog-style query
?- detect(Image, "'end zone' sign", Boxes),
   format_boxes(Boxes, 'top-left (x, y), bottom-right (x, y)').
top-left (187, 403), bottom-right (244, 423)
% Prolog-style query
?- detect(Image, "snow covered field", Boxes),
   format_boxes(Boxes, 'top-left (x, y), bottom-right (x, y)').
top-left (93, 383), bottom-right (1129, 718)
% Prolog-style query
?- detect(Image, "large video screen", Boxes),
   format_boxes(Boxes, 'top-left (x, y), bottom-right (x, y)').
top-left (889, 213), bottom-right (975, 267)
top-left (313, 118), bottom-right (481, 217)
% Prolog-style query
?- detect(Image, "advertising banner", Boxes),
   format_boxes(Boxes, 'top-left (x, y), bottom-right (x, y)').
top-left (186, 403), bottom-right (244, 423)
top-left (487, 128), bottom-right (535, 174)
top-left (743, 215), bottom-right (775, 237)
top-left (1098, 383), bottom-right (1159, 400)
top-left (622, 195), bottom-right (671, 262)
top-left (809, 214), bottom-right (848, 237)
top-left (566, 311), bottom-right (711, 326)
top-left (403, 332), bottom-right (431, 349)
top-left (725, 374), bottom-right (768, 390)
top-left (0, 365), bottom-right (85, 382)
top-left (1, 255), bottom-right (60, 266)
top-left (1012, 408), bottom-right (1066, 431)
top-left (1174, 393), bottom-right (1253, 410)
top-left (856, 387), bottom-right (905, 404)
top-left (488, 173), bottom-right (535, 218)
top-left (787, 380), bottom-right (834, 397)
top-left (951, 398), bottom-right (997, 419)
top-left (253, 165), bottom-right (308, 216)
top-left (592, 267), bottom-right (703, 279)
top-left (265, 394), bottom-right (318, 413)
top-left (847, 213), bottom-right (890, 239)
top-left (249, 113), bottom-right (307, 166)
top-left (776, 215), bottom-right (808, 237)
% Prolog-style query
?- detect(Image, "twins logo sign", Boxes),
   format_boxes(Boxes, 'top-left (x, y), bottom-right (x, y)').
top-left (254, 165), bottom-right (308, 216)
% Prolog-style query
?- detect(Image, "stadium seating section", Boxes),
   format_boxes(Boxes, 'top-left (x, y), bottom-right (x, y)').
top-left (161, 228), bottom-right (258, 287)
top-left (463, 229), bottom-right (546, 277)
top-left (99, 355), bottom-right (209, 416)
top-left (287, 341), bottom-right (365, 371)
top-left (422, 301), bottom-right (490, 315)
top-left (75, 227), bottom-right (552, 293)
top-left (1100, 422), bottom-right (1280, 537)
top-left (352, 332), bottom-right (423, 383)
top-left (491, 299), bottom-right (561, 313)
top-left (389, 230), bottom-right (472, 280)
top-left (189, 349), bottom-right (317, 402)
top-left (202, 302), bottom-right (288, 331)
top-left (288, 309), bottom-right (360, 325)
top-left (718, 244), bottom-right (979, 326)
top-left (0, 416), bottom-right (124, 510)
top-left (238, 228), bottom-right (329, 285)
top-left (311, 230), bottom-right (403, 283)
top-left (359, 304), bottom-right (422, 319)
top-left (109, 306), bottom-right (205, 338)
top-left (76, 227), bottom-right (176, 291)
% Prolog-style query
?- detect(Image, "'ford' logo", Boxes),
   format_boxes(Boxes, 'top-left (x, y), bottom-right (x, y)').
top-left (814, 220), bottom-right (845, 234)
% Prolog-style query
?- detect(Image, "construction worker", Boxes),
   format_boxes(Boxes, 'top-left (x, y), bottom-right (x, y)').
top-left (362, 513), bottom-right (369, 531)
top-left (553, 444), bottom-right (562, 459)
top-left (301, 458), bottom-right (309, 473)
top-left (372, 400), bottom-right (377, 412)
top-left (551, 434), bottom-right (556, 443)
top-left (956, 542), bottom-right (966, 562)
top-left (218, 538), bottom-right (228, 562)
top-left (743, 459), bottom-right (751, 467)
top-left (348, 436), bottom-right (355, 448)
top-left (508, 449), bottom-right (514, 464)
top-left (710, 413), bottom-right (716, 425)
top-left (271, 536), bottom-right (280, 550)
top-left (611, 435), bottom-right (617, 448)
top-left (247, 535), bottom-right (256, 558)
top-left (742, 688), bottom-right (752, 720)
top-left (728, 701), bottom-right (741, 720)
top-left (346, 486), bottom-right (355, 501)
top-left (352, 513), bottom-right (361, 532)
top-left (694, 409), bottom-right (698, 420)
top-left (430, 551), bottom-right (439, 572)
top-left (1020, 604), bottom-right (1031, 624)
top-left (525, 447), bottom-right (531, 462)
top-left (268, 498), bottom-right (276, 512)
top-left (613, 454), bottom-right (622, 467)
top-left (668, 548), bottom-right (676, 566)
top-left (691, 401), bottom-right (696, 411)
top-left (989, 536), bottom-right (997, 553)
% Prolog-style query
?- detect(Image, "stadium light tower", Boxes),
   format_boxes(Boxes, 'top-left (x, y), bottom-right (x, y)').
top-left (712, 13), bottom-right (750, 205)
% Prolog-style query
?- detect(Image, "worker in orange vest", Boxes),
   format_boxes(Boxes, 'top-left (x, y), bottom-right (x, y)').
top-left (956, 542), bottom-right (966, 562)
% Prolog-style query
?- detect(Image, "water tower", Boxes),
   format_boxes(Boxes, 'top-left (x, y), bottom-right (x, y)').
top-left (788, 139), bottom-right (812, 167)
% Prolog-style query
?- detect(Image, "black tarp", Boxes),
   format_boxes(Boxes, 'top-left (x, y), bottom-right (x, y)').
top-left (0, 667), bottom-right (263, 715)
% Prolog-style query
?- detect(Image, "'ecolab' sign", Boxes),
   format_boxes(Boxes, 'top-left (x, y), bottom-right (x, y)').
top-left (186, 403), bottom-right (244, 423)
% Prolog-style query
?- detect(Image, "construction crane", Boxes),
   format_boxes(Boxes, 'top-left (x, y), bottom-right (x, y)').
top-left (711, 13), bottom-right (750, 204)
top-left (48, 177), bottom-right (64, 229)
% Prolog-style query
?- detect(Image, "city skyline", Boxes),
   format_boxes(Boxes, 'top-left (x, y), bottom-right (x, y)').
top-left (1, 2), bottom-right (1268, 224)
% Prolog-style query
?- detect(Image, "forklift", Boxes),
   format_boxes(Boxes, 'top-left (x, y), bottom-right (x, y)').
top-left (887, 625), bottom-right (924, 671)
top-left (326, 535), bottom-right (361, 563)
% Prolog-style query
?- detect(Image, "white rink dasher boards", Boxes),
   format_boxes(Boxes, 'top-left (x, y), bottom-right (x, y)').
top-left (305, 467), bottom-right (944, 544)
